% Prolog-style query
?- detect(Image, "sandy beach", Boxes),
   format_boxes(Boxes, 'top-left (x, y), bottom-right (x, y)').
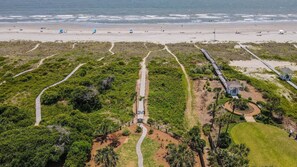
top-left (0, 22), bottom-right (297, 43)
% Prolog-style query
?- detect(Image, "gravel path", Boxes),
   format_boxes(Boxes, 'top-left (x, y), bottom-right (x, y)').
top-left (13, 54), bottom-right (57, 78)
top-left (109, 42), bottom-right (115, 55)
top-left (35, 63), bottom-right (85, 125)
top-left (26, 43), bottom-right (40, 53)
top-left (136, 124), bottom-right (147, 167)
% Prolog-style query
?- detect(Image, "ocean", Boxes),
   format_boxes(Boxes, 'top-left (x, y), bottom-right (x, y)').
top-left (0, 0), bottom-right (297, 24)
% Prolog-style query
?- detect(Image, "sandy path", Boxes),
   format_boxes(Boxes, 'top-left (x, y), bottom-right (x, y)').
top-left (35, 63), bottom-right (85, 125)
top-left (0, 81), bottom-right (6, 86)
top-left (165, 45), bottom-right (193, 126)
top-left (13, 53), bottom-right (57, 78)
top-left (72, 43), bottom-right (77, 49)
top-left (294, 44), bottom-right (297, 49)
top-left (26, 43), bottom-right (40, 53)
top-left (136, 124), bottom-right (147, 167)
top-left (109, 42), bottom-right (115, 55)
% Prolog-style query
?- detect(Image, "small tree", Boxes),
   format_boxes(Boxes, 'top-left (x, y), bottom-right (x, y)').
top-left (95, 146), bottom-right (118, 167)
top-left (165, 144), bottom-right (196, 167)
top-left (135, 126), bottom-right (142, 133)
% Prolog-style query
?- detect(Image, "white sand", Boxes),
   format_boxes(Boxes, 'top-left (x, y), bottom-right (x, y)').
top-left (1, 22), bottom-right (297, 43)
top-left (230, 59), bottom-right (297, 72)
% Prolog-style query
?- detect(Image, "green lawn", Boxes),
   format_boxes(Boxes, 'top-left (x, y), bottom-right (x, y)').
top-left (230, 123), bottom-right (297, 167)
top-left (117, 134), bottom-right (159, 167)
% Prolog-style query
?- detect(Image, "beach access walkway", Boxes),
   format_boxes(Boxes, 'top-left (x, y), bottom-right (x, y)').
top-left (135, 50), bottom-right (150, 167)
top-left (109, 42), bottom-right (115, 55)
top-left (239, 43), bottom-right (297, 90)
top-left (35, 63), bottom-right (86, 125)
top-left (13, 53), bottom-right (57, 78)
top-left (26, 43), bottom-right (40, 53)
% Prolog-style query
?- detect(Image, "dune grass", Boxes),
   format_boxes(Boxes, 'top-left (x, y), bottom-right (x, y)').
top-left (231, 123), bottom-right (297, 167)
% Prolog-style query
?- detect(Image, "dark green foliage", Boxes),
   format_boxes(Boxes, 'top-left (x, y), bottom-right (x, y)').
top-left (186, 126), bottom-right (206, 153)
top-left (218, 132), bottom-right (231, 149)
top-left (0, 126), bottom-right (63, 167)
top-left (149, 129), bottom-right (154, 135)
top-left (122, 129), bottom-right (131, 136)
top-left (71, 87), bottom-right (101, 113)
top-left (64, 141), bottom-right (91, 167)
top-left (0, 106), bottom-right (32, 133)
top-left (135, 126), bottom-right (142, 133)
top-left (202, 123), bottom-right (212, 136)
top-left (165, 144), bottom-right (196, 167)
top-left (41, 90), bottom-right (61, 105)
top-left (95, 146), bottom-right (118, 167)
top-left (217, 144), bottom-right (250, 167)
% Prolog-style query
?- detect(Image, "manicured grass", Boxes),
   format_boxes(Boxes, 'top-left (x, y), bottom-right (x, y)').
top-left (117, 134), bottom-right (159, 167)
top-left (230, 123), bottom-right (297, 167)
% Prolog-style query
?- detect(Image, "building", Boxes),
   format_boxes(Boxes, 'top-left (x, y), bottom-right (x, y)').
top-left (227, 81), bottom-right (242, 96)
top-left (280, 67), bottom-right (293, 81)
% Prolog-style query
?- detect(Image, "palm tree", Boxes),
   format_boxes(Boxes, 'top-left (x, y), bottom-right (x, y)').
top-left (165, 144), bottom-right (196, 167)
top-left (211, 90), bottom-right (221, 128)
top-left (187, 126), bottom-right (206, 167)
top-left (215, 112), bottom-right (229, 147)
top-left (225, 98), bottom-right (240, 133)
top-left (95, 146), bottom-right (118, 167)
top-left (94, 121), bottom-right (114, 143)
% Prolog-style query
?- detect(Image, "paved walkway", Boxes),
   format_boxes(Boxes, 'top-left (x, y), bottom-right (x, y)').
top-left (13, 53), bottom-right (57, 78)
top-left (35, 63), bottom-right (86, 125)
top-left (136, 124), bottom-right (147, 167)
top-left (26, 43), bottom-right (40, 53)
top-left (109, 42), bottom-right (115, 55)
top-left (294, 44), bottom-right (297, 49)
top-left (245, 116), bottom-right (256, 122)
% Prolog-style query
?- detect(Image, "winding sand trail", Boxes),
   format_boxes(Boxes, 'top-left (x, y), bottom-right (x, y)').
top-left (26, 43), bottom-right (40, 53)
top-left (72, 43), bottom-right (77, 49)
top-left (35, 63), bottom-right (85, 126)
top-left (109, 42), bottom-right (115, 55)
top-left (165, 45), bottom-right (194, 126)
top-left (13, 54), bottom-right (57, 78)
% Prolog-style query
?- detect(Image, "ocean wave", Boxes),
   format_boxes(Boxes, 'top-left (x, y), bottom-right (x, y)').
top-left (0, 13), bottom-right (296, 24)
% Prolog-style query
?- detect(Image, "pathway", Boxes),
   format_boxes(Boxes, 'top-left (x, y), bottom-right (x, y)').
top-left (136, 124), bottom-right (147, 167)
top-left (135, 51), bottom-right (151, 167)
top-left (26, 43), bottom-right (40, 53)
top-left (294, 44), bottom-right (297, 49)
top-left (109, 42), bottom-right (115, 55)
top-left (239, 43), bottom-right (297, 90)
top-left (35, 63), bottom-right (86, 125)
top-left (165, 45), bottom-right (192, 118)
top-left (13, 54), bottom-right (57, 78)
top-left (72, 43), bottom-right (77, 49)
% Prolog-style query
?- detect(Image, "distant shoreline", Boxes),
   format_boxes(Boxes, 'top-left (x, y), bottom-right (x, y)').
top-left (1, 22), bottom-right (297, 43)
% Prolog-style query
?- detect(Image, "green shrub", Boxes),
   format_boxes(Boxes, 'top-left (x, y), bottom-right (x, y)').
top-left (64, 141), bottom-right (91, 167)
top-left (218, 133), bottom-right (231, 148)
top-left (71, 87), bottom-right (101, 112)
top-left (149, 129), bottom-right (154, 135)
top-left (202, 124), bottom-right (212, 136)
top-left (135, 126), bottom-right (142, 133)
top-left (122, 129), bottom-right (131, 136)
top-left (41, 90), bottom-right (61, 105)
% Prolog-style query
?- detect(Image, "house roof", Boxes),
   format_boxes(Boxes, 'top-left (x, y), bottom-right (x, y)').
top-left (227, 81), bottom-right (242, 88)
top-left (280, 67), bottom-right (293, 74)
